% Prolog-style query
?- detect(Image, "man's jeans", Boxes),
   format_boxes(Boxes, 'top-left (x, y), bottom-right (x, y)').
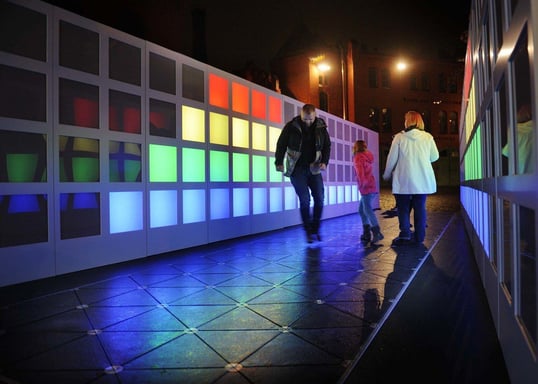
top-left (395, 193), bottom-right (427, 242)
top-left (290, 165), bottom-right (325, 233)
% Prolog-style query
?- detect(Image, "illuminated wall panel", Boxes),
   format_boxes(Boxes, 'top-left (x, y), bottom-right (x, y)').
top-left (109, 191), bottom-right (143, 233)
top-left (269, 166), bottom-right (282, 182)
top-left (182, 105), bottom-right (205, 143)
top-left (0, 194), bottom-right (48, 247)
top-left (0, 0), bottom-right (376, 287)
top-left (150, 190), bottom-right (177, 228)
top-left (149, 144), bottom-right (177, 182)
top-left (233, 153), bottom-right (249, 182)
top-left (210, 189), bottom-right (230, 219)
top-left (209, 112), bottom-right (229, 145)
top-left (337, 186), bottom-right (345, 203)
top-left (252, 122), bottom-right (267, 151)
top-left (209, 150), bottom-right (229, 182)
top-left (251, 89), bottom-right (266, 120)
top-left (268, 95), bottom-right (282, 124)
top-left (233, 188), bottom-right (249, 217)
top-left (232, 117), bottom-right (249, 148)
top-left (284, 187), bottom-right (297, 210)
top-left (208, 74), bottom-right (229, 109)
top-left (232, 82), bottom-right (249, 114)
top-left (59, 136), bottom-right (99, 182)
top-left (183, 189), bottom-right (206, 223)
top-left (60, 192), bottom-right (100, 239)
top-left (328, 186), bottom-right (337, 204)
top-left (269, 187), bottom-right (282, 212)
top-left (1, 130), bottom-right (47, 182)
top-left (252, 188), bottom-right (267, 214)
top-left (252, 155), bottom-right (267, 182)
top-left (268, 126), bottom-right (280, 152)
top-left (109, 141), bottom-right (141, 182)
top-left (182, 148), bottom-right (205, 182)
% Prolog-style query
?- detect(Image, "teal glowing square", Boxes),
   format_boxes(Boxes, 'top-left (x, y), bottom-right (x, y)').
top-left (210, 150), bottom-right (229, 182)
top-left (149, 144), bottom-right (177, 182)
top-left (232, 153), bottom-right (249, 182)
top-left (252, 155), bottom-right (267, 182)
top-left (182, 147), bottom-right (206, 182)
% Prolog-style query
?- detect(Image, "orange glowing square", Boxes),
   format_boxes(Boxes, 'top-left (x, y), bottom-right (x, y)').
top-left (209, 74), bottom-right (229, 109)
top-left (268, 96), bottom-right (282, 123)
top-left (232, 82), bottom-right (249, 114)
top-left (251, 89), bottom-right (266, 120)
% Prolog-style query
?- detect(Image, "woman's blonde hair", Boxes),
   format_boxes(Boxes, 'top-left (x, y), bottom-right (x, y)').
top-left (404, 110), bottom-right (425, 130)
top-left (353, 140), bottom-right (367, 154)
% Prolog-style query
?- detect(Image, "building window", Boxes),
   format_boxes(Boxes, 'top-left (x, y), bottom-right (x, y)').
top-left (410, 74), bottom-right (418, 90)
top-left (381, 68), bottom-right (390, 88)
top-left (421, 72), bottom-right (430, 91)
top-left (319, 91), bottom-right (328, 112)
top-left (422, 110), bottom-right (431, 132)
top-left (369, 107), bottom-right (379, 131)
top-left (368, 67), bottom-right (378, 88)
top-left (439, 110), bottom-right (447, 133)
top-left (439, 73), bottom-right (447, 92)
top-left (448, 75), bottom-right (458, 93)
top-left (448, 111), bottom-right (458, 133)
top-left (381, 108), bottom-right (392, 132)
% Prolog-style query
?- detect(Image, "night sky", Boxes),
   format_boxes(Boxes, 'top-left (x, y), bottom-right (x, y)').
top-left (44, 0), bottom-right (471, 73)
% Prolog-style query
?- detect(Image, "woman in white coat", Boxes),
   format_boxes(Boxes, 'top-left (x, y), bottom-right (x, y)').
top-left (382, 111), bottom-right (439, 245)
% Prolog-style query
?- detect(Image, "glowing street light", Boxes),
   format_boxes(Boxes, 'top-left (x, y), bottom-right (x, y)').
top-left (396, 60), bottom-right (407, 71)
top-left (317, 62), bottom-right (331, 72)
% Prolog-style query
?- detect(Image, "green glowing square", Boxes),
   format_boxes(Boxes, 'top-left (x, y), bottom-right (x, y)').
top-left (269, 165), bottom-right (283, 182)
top-left (252, 155), bottom-right (267, 182)
top-left (210, 150), bottom-right (229, 182)
top-left (182, 147), bottom-right (206, 182)
top-left (149, 144), bottom-right (177, 182)
top-left (233, 153), bottom-right (249, 182)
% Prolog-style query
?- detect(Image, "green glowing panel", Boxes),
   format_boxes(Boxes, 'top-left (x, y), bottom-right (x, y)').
top-left (182, 147), bottom-right (206, 182)
top-left (182, 105), bottom-right (205, 143)
top-left (209, 112), bottom-right (229, 145)
top-left (232, 117), bottom-right (249, 148)
top-left (233, 153), bottom-right (249, 182)
top-left (269, 165), bottom-right (283, 182)
top-left (149, 144), bottom-right (177, 182)
top-left (252, 155), bottom-right (267, 182)
top-left (269, 126), bottom-right (281, 152)
top-left (210, 150), bottom-right (229, 182)
top-left (252, 122), bottom-right (266, 151)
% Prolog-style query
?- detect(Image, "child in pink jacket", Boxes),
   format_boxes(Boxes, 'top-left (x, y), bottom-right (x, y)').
top-left (353, 140), bottom-right (384, 244)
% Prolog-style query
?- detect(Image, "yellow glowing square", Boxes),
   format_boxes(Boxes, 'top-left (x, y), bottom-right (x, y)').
top-left (209, 112), bottom-right (229, 145)
top-left (252, 122), bottom-right (267, 151)
top-left (182, 105), bottom-right (205, 143)
top-left (232, 117), bottom-right (249, 148)
top-left (269, 126), bottom-right (281, 152)
top-left (232, 82), bottom-right (249, 114)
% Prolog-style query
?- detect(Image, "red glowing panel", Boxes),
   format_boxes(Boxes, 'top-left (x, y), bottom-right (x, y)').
top-left (232, 82), bottom-right (249, 114)
top-left (209, 74), bottom-right (229, 109)
top-left (251, 89), bottom-right (266, 120)
top-left (268, 96), bottom-right (282, 124)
